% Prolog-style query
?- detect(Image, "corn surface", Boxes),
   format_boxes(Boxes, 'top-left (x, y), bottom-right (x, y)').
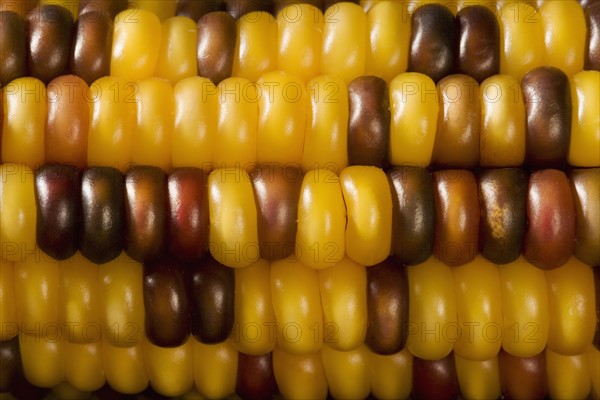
top-left (1, 0), bottom-right (599, 399)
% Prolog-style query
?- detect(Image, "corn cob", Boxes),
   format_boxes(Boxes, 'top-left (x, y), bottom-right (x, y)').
top-left (1, 0), bottom-right (600, 399)
top-left (0, 0), bottom-right (598, 86)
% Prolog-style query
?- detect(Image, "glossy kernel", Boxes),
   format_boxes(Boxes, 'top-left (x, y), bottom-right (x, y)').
top-left (250, 164), bottom-right (303, 261)
top-left (366, 258), bottom-right (408, 355)
top-left (408, 4), bottom-right (455, 82)
top-left (387, 167), bottom-right (434, 266)
top-left (26, 5), bottom-right (73, 83)
top-left (433, 169), bottom-right (479, 267)
top-left (45, 75), bottom-right (90, 169)
top-left (124, 166), bottom-right (167, 263)
top-left (340, 166), bottom-right (392, 266)
top-left (80, 167), bottom-right (124, 264)
top-left (522, 67), bottom-right (572, 168)
top-left (167, 168), bottom-right (209, 262)
top-left (524, 169), bottom-right (576, 270)
top-left (143, 260), bottom-right (190, 348)
top-left (34, 164), bottom-right (81, 260)
top-left (189, 256), bottom-right (235, 344)
top-left (456, 6), bottom-right (500, 82)
top-left (478, 168), bottom-right (527, 264)
top-left (347, 75), bottom-right (390, 168)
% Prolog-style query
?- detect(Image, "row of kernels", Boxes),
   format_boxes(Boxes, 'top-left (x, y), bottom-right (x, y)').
top-left (1, 1), bottom-right (598, 87)
top-left (1, 247), bottom-right (597, 359)
top-left (1, 163), bottom-right (598, 270)
top-left (2, 335), bottom-right (599, 399)
top-left (2, 69), bottom-right (598, 171)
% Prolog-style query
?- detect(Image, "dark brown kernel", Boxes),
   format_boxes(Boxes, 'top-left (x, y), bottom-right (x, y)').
top-left (250, 164), bottom-right (302, 261)
top-left (347, 76), bottom-right (390, 168)
top-left (225, 0), bottom-right (273, 19)
top-left (189, 256), bottom-right (235, 343)
top-left (78, 0), bottom-right (127, 19)
top-left (26, 5), bottom-right (74, 84)
top-left (433, 170), bottom-right (480, 267)
top-left (412, 353), bottom-right (459, 400)
top-left (197, 11), bottom-right (237, 85)
top-left (499, 350), bottom-right (547, 400)
top-left (478, 168), bottom-right (528, 264)
top-left (432, 74), bottom-right (480, 167)
top-left (366, 258), bottom-right (408, 355)
top-left (521, 67), bottom-right (572, 168)
top-left (236, 352), bottom-right (278, 400)
top-left (35, 164), bottom-right (81, 260)
top-left (570, 168), bottom-right (600, 267)
top-left (585, 2), bottom-right (600, 70)
top-left (124, 166), bottom-right (167, 263)
top-left (0, 11), bottom-right (27, 86)
top-left (168, 168), bottom-right (209, 262)
top-left (80, 167), bottom-right (125, 264)
top-left (408, 4), bottom-right (455, 82)
top-left (177, 0), bottom-right (224, 20)
top-left (524, 169), bottom-right (576, 270)
top-left (456, 6), bottom-right (500, 83)
top-left (387, 167), bottom-right (434, 265)
top-left (143, 259), bottom-right (190, 347)
top-left (71, 11), bottom-right (113, 85)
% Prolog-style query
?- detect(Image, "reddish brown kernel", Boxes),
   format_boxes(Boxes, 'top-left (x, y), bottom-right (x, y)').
top-left (499, 350), bottom-right (547, 400)
top-left (387, 167), bottom-right (434, 266)
top-left (45, 75), bottom-right (90, 168)
top-left (432, 74), bottom-right (480, 168)
top-left (478, 168), bottom-right (528, 264)
top-left (412, 353), bottom-right (459, 400)
top-left (143, 259), bottom-right (191, 347)
top-left (366, 258), bottom-right (409, 355)
top-left (71, 11), bottom-right (113, 85)
top-left (197, 11), bottom-right (237, 85)
top-left (347, 76), bottom-right (390, 168)
top-left (35, 164), bottom-right (81, 260)
top-left (26, 5), bottom-right (74, 84)
top-left (124, 166), bottom-right (167, 263)
top-left (408, 4), bottom-right (455, 82)
top-left (433, 170), bottom-right (480, 267)
top-left (0, 11), bottom-right (26, 86)
top-left (524, 169), bottom-right (576, 270)
top-left (168, 168), bottom-right (209, 262)
top-left (189, 256), bottom-right (235, 343)
top-left (236, 352), bottom-right (278, 400)
top-left (80, 167), bottom-right (125, 264)
top-left (250, 164), bottom-right (303, 261)
top-left (521, 67), bottom-right (572, 168)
